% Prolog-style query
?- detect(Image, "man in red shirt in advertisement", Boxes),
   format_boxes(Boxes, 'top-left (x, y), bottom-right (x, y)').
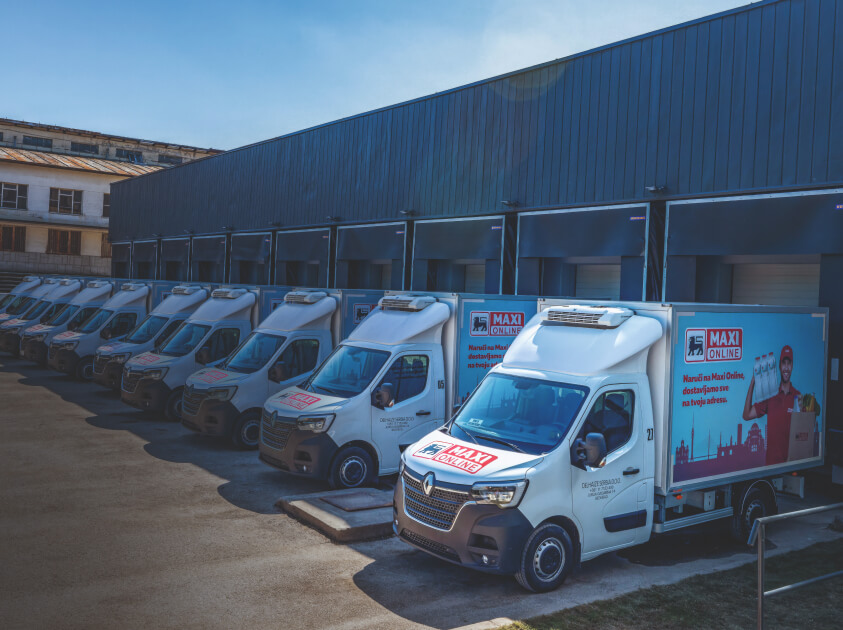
top-left (742, 345), bottom-right (800, 466)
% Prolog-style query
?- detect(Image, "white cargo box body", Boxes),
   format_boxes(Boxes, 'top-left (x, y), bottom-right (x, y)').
top-left (538, 300), bottom-right (828, 494)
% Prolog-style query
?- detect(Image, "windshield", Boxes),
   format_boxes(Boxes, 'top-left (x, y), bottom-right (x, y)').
top-left (224, 332), bottom-right (287, 374)
top-left (43, 303), bottom-right (73, 326)
top-left (20, 300), bottom-right (51, 321)
top-left (125, 315), bottom-right (168, 344)
top-left (0, 294), bottom-right (16, 309)
top-left (66, 306), bottom-right (97, 329)
top-left (77, 309), bottom-right (114, 334)
top-left (304, 344), bottom-right (389, 399)
top-left (449, 373), bottom-right (589, 456)
top-left (6, 296), bottom-right (35, 315)
top-left (160, 322), bottom-right (211, 357)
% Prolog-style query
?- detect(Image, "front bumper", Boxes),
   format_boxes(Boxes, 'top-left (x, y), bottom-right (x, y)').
top-left (121, 378), bottom-right (171, 413)
top-left (258, 422), bottom-right (338, 479)
top-left (22, 339), bottom-right (48, 364)
top-left (181, 399), bottom-right (239, 437)
top-left (93, 359), bottom-right (124, 390)
top-left (0, 331), bottom-right (23, 355)
top-left (393, 471), bottom-right (533, 575)
top-left (48, 348), bottom-right (81, 374)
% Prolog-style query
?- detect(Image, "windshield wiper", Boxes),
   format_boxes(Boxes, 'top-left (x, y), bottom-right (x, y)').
top-left (313, 384), bottom-right (341, 396)
top-left (453, 423), bottom-right (480, 445)
top-left (475, 434), bottom-right (526, 453)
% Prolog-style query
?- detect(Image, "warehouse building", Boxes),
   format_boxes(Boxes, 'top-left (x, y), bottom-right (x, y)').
top-left (109, 0), bottom-right (842, 467)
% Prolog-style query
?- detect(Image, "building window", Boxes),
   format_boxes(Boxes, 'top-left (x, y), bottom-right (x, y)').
top-left (158, 154), bottom-right (183, 165)
top-left (116, 149), bottom-right (143, 163)
top-left (0, 183), bottom-right (27, 210)
top-left (23, 135), bottom-right (53, 149)
top-left (71, 141), bottom-right (98, 155)
top-left (47, 229), bottom-right (82, 255)
top-left (101, 233), bottom-right (112, 257)
top-left (102, 193), bottom-right (110, 218)
top-left (0, 225), bottom-right (26, 252)
top-left (49, 188), bottom-right (83, 214)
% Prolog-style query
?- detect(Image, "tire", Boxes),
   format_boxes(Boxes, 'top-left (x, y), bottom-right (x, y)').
top-left (329, 446), bottom-right (376, 489)
top-left (231, 410), bottom-right (261, 450)
top-left (731, 485), bottom-right (776, 544)
top-left (515, 523), bottom-right (574, 593)
top-left (164, 387), bottom-right (184, 422)
top-left (75, 356), bottom-right (95, 381)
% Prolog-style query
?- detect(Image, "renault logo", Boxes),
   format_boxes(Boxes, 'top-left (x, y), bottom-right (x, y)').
top-left (422, 472), bottom-right (435, 496)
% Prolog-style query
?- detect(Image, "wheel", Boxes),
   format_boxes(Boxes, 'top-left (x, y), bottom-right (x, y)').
top-left (515, 523), bottom-right (574, 593)
top-left (730, 485), bottom-right (777, 543)
top-left (164, 387), bottom-right (184, 422)
top-left (231, 410), bottom-right (261, 450)
top-left (329, 446), bottom-right (376, 489)
top-left (75, 356), bottom-right (94, 381)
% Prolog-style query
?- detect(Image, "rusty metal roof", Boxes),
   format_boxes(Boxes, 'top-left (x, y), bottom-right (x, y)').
top-left (0, 146), bottom-right (164, 177)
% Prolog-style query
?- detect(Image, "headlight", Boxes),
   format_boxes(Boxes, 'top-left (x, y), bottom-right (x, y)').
top-left (57, 341), bottom-right (78, 351)
top-left (470, 480), bottom-right (528, 508)
top-left (207, 386), bottom-right (237, 401)
top-left (111, 353), bottom-right (130, 364)
top-left (398, 456), bottom-right (405, 477)
top-left (31, 333), bottom-right (47, 342)
top-left (4, 326), bottom-right (21, 334)
top-left (143, 368), bottom-right (168, 381)
top-left (297, 413), bottom-right (335, 433)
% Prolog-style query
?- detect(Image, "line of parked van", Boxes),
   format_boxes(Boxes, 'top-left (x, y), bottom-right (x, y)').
top-left (0, 275), bottom-right (827, 592)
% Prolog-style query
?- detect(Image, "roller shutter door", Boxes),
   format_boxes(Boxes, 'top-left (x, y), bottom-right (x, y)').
top-left (731, 264), bottom-right (820, 306)
top-left (575, 264), bottom-right (621, 300)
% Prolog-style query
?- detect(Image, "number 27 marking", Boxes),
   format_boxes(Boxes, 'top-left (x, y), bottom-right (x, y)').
top-left (646, 428), bottom-right (654, 441)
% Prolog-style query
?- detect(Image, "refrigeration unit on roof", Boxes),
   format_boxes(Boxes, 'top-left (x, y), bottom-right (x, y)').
top-left (22, 276), bottom-right (39, 282)
top-left (59, 279), bottom-right (75, 286)
top-left (86, 280), bottom-right (109, 288)
top-left (211, 288), bottom-right (248, 299)
top-left (120, 283), bottom-right (146, 291)
top-left (171, 285), bottom-right (202, 295)
top-left (378, 294), bottom-right (436, 312)
top-left (543, 305), bottom-right (633, 329)
top-left (285, 290), bottom-right (328, 305)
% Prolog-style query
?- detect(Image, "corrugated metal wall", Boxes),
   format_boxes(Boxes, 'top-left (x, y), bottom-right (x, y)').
top-left (110, 0), bottom-right (843, 241)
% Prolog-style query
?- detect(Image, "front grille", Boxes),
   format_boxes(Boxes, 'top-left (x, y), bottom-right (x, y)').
top-left (402, 471), bottom-right (470, 531)
top-left (182, 387), bottom-right (210, 416)
top-left (122, 369), bottom-right (142, 393)
top-left (94, 355), bottom-right (110, 375)
top-left (260, 409), bottom-right (295, 451)
top-left (48, 345), bottom-right (58, 359)
top-left (400, 529), bottom-right (460, 563)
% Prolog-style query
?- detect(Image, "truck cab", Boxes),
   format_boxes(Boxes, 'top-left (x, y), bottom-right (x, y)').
top-left (93, 285), bottom-right (209, 390)
top-left (0, 278), bottom-right (82, 356)
top-left (0, 276), bottom-right (42, 316)
top-left (21, 280), bottom-right (114, 365)
top-left (48, 282), bottom-right (150, 380)
top-left (121, 287), bottom-right (258, 421)
top-left (260, 293), bottom-right (456, 489)
top-left (182, 290), bottom-right (338, 449)
top-left (0, 279), bottom-right (55, 326)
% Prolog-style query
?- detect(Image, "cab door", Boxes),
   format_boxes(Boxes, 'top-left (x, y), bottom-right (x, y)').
top-left (570, 385), bottom-right (652, 557)
top-left (266, 337), bottom-right (321, 398)
top-left (370, 353), bottom-right (436, 471)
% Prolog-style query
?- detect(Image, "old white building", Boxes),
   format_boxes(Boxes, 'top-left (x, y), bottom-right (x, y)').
top-left (0, 119), bottom-right (218, 289)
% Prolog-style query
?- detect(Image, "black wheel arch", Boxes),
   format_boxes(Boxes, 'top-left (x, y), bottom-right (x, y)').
top-left (540, 515), bottom-right (582, 567)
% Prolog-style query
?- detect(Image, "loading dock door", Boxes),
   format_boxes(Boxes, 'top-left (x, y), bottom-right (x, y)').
top-left (275, 229), bottom-right (330, 288)
top-left (111, 243), bottom-right (131, 279)
top-left (191, 236), bottom-right (227, 283)
top-left (230, 233), bottom-right (272, 285)
top-left (131, 241), bottom-right (158, 280)
top-left (575, 264), bottom-right (621, 299)
top-left (732, 264), bottom-right (821, 306)
top-left (159, 238), bottom-right (190, 281)
top-left (336, 223), bottom-right (405, 290)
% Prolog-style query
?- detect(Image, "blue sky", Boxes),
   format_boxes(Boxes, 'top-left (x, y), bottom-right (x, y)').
top-left (6, 0), bottom-right (750, 150)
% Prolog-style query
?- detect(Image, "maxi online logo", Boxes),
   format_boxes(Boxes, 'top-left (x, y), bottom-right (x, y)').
top-left (685, 328), bottom-right (743, 363)
top-left (469, 311), bottom-right (525, 337)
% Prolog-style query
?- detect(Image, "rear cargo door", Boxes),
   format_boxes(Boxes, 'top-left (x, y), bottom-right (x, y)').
top-left (731, 263), bottom-right (820, 306)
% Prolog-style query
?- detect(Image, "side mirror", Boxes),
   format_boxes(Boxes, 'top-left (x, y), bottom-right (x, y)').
top-left (268, 360), bottom-right (289, 383)
top-left (571, 432), bottom-right (608, 470)
top-left (100, 327), bottom-right (113, 340)
top-left (195, 347), bottom-right (211, 365)
top-left (371, 382), bottom-right (395, 410)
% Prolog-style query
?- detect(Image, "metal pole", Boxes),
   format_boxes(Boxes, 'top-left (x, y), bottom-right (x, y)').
top-left (757, 521), bottom-right (765, 630)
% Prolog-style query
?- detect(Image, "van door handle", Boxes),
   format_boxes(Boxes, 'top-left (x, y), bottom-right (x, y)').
top-left (623, 467), bottom-right (640, 476)
top-left (416, 410), bottom-right (431, 416)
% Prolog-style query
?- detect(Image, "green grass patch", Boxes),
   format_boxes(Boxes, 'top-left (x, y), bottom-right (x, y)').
top-left (503, 538), bottom-right (843, 630)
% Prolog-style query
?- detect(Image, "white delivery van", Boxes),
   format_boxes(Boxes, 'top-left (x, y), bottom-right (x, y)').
top-left (395, 301), bottom-right (828, 592)
top-left (182, 290), bottom-right (340, 449)
top-left (0, 278), bottom-right (82, 356)
top-left (21, 280), bottom-right (114, 365)
top-left (93, 285), bottom-right (209, 390)
top-left (121, 287), bottom-right (259, 420)
top-left (0, 276), bottom-right (42, 315)
top-left (260, 293), bottom-right (460, 488)
top-left (0, 278), bottom-right (55, 326)
top-left (48, 282), bottom-right (151, 380)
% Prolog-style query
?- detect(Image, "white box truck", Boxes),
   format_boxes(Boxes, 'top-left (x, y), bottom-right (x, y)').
top-left (48, 282), bottom-right (151, 380)
top-left (21, 280), bottom-right (115, 365)
top-left (0, 276), bottom-right (42, 315)
top-left (394, 301), bottom-right (827, 592)
top-left (121, 287), bottom-right (260, 420)
top-left (258, 293), bottom-right (539, 489)
top-left (181, 290), bottom-right (341, 449)
top-left (92, 285), bottom-right (209, 390)
top-left (0, 278), bottom-right (83, 356)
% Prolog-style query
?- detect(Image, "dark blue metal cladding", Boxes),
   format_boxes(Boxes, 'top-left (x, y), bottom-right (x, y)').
top-left (109, 0), bottom-right (842, 242)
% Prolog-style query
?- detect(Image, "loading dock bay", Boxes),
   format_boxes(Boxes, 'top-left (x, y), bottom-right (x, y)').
top-left (1, 357), bottom-right (839, 630)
